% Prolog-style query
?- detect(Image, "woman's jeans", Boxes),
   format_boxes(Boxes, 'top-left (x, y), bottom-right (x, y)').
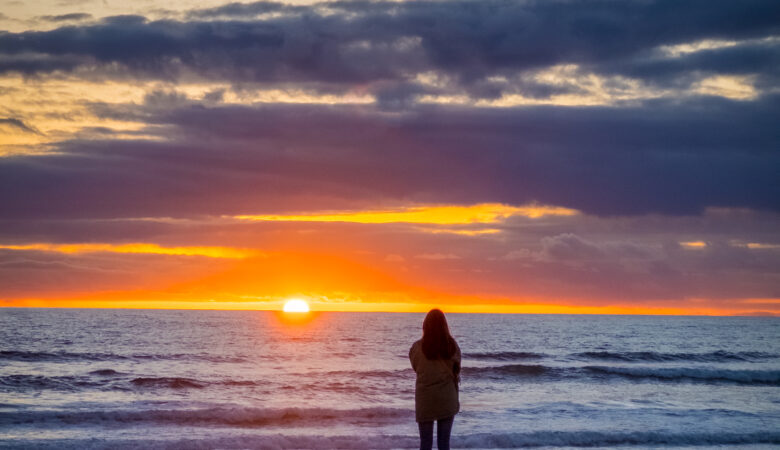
top-left (417, 416), bottom-right (454, 450)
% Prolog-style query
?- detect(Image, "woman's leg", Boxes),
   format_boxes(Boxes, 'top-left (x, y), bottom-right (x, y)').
top-left (436, 416), bottom-right (454, 450)
top-left (417, 420), bottom-right (434, 450)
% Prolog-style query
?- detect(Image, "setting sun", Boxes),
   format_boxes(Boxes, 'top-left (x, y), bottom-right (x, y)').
top-left (282, 299), bottom-right (310, 313)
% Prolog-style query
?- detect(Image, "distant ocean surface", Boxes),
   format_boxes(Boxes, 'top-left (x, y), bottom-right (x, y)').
top-left (1, 309), bottom-right (779, 449)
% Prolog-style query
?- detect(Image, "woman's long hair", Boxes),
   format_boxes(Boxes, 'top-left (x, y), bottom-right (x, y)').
top-left (422, 309), bottom-right (457, 360)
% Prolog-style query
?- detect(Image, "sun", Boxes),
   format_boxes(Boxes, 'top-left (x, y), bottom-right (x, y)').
top-left (282, 299), bottom-right (310, 313)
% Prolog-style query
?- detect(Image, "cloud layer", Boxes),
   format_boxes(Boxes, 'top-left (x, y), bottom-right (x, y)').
top-left (1, 1), bottom-right (778, 97)
top-left (1, 96), bottom-right (778, 218)
top-left (0, 0), bottom-right (778, 313)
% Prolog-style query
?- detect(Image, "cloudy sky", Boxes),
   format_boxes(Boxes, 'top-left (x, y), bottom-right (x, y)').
top-left (0, 0), bottom-right (778, 314)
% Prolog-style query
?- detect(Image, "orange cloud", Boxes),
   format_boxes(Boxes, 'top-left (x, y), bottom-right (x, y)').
top-left (0, 242), bottom-right (260, 259)
top-left (234, 203), bottom-right (578, 225)
top-left (680, 240), bottom-right (707, 249)
top-left (738, 298), bottom-right (780, 304)
top-left (415, 227), bottom-right (503, 236)
top-left (745, 243), bottom-right (780, 249)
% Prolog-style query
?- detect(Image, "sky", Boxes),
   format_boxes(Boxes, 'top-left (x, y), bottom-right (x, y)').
top-left (0, 0), bottom-right (778, 315)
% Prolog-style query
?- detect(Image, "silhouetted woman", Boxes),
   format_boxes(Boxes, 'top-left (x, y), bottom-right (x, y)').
top-left (409, 309), bottom-right (461, 450)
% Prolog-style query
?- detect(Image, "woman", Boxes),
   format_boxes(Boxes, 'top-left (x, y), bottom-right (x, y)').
top-left (409, 309), bottom-right (461, 450)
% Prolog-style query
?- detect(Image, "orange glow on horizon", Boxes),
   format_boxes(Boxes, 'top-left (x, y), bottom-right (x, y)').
top-left (0, 244), bottom-right (776, 317)
top-left (3, 294), bottom-right (777, 317)
top-left (2, 235), bottom-right (776, 318)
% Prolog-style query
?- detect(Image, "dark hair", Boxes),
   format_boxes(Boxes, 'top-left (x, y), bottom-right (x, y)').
top-left (422, 309), bottom-right (457, 360)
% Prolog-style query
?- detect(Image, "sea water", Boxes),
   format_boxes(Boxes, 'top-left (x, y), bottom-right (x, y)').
top-left (1, 309), bottom-right (778, 449)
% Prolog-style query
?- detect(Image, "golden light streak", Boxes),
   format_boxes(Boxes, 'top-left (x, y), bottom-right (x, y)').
top-left (695, 75), bottom-right (757, 100)
top-left (0, 75), bottom-right (155, 155)
top-left (0, 243), bottom-right (260, 259)
top-left (235, 203), bottom-right (578, 225)
top-left (659, 39), bottom-right (740, 57)
top-left (659, 37), bottom-right (780, 58)
top-left (683, 241), bottom-right (780, 250)
top-left (739, 298), bottom-right (780, 304)
top-left (417, 65), bottom-right (678, 107)
top-left (728, 241), bottom-right (780, 250)
top-left (745, 243), bottom-right (780, 250)
top-left (0, 75), bottom-right (374, 156)
top-left (415, 227), bottom-right (503, 236)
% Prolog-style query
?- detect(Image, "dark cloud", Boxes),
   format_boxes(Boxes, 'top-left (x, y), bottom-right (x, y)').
top-left (0, 118), bottom-right (41, 134)
top-left (0, 1), bottom-right (777, 99)
top-left (603, 40), bottom-right (780, 88)
top-left (469, 227), bottom-right (780, 302)
top-left (186, 1), bottom-right (293, 19)
top-left (37, 13), bottom-right (92, 22)
top-left (0, 53), bottom-right (86, 75)
top-left (1, 95), bottom-right (778, 219)
top-left (538, 234), bottom-right (608, 261)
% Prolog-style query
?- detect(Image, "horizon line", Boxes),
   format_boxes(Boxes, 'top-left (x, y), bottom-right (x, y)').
top-left (1, 305), bottom-right (777, 318)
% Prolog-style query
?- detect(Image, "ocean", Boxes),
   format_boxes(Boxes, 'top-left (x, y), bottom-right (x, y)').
top-left (1, 309), bottom-right (778, 449)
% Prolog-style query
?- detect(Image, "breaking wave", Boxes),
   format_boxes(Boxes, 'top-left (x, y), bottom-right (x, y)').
top-left (0, 374), bottom-right (246, 392)
top-left (463, 364), bottom-right (551, 378)
top-left (0, 406), bottom-right (411, 428)
top-left (0, 350), bottom-right (244, 363)
top-left (585, 366), bottom-right (780, 385)
top-left (0, 374), bottom-right (104, 391)
top-left (129, 377), bottom-right (205, 389)
top-left (461, 363), bottom-right (780, 385)
top-left (5, 363), bottom-right (778, 393)
top-left (574, 350), bottom-right (777, 363)
top-left (465, 351), bottom-right (545, 361)
top-left (89, 369), bottom-right (123, 376)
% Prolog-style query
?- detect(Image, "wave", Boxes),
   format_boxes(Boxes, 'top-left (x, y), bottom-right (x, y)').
top-left (5, 364), bottom-right (778, 393)
top-left (465, 351), bottom-right (545, 361)
top-left (574, 350), bottom-right (778, 363)
top-left (321, 368), bottom-right (411, 379)
top-left (585, 366), bottom-right (780, 385)
top-left (89, 369), bottom-right (123, 376)
top-left (1, 374), bottom-right (252, 392)
top-left (460, 363), bottom-right (780, 385)
top-left (130, 377), bottom-right (205, 389)
top-left (2, 373), bottom-right (388, 393)
top-left (0, 406), bottom-right (411, 428)
top-left (0, 350), bottom-right (244, 363)
top-left (463, 364), bottom-right (551, 378)
top-left (0, 350), bottom-right (115, 362)
top-left (4, 430), bottom-right (779, 448)
top-left (455, 430), bottom-right (780, 448)
top-left (0, 374), bottom-right (104, 391)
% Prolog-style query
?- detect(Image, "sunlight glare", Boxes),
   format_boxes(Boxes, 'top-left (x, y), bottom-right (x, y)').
top-left (283, 299), bottom-right (310, 313)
